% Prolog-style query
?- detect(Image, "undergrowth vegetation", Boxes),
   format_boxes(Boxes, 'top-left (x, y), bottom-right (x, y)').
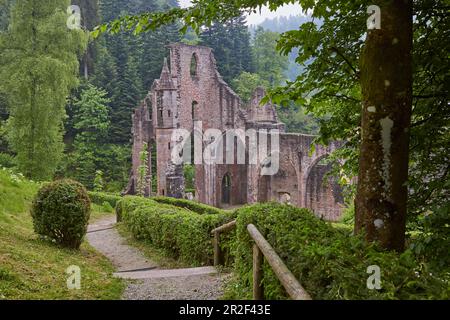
top-left (225, 203), bottom-right (449, 300)
top-left (117, 196), bottom-right (448, 300)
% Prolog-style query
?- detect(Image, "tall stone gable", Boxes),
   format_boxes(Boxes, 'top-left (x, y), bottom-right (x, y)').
top-left (124, 43), bottom-right (344, 221)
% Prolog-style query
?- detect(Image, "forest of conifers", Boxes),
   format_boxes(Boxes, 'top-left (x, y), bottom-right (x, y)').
top-left (0, 0), bottom-right (316, 191)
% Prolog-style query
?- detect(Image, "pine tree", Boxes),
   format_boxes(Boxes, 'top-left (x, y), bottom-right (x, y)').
top-left (0, 0), bottom-right (13, 140)
top-left (90, 39), bottom-right (119, 101)
top-left (110, 54), bottom-right (143, 144)
top-left (95, 0), bottom-right (180, 144)
top-left (138, 24), bottom-right (181, 91)
top-left (200, 14), bottom-right (253, 83)
top-left (229, 15), bottom-right (253, 78)
top-left (68, 84), bottom-right (110, 187)
top-left (0, 0), bottom-right (88, 180)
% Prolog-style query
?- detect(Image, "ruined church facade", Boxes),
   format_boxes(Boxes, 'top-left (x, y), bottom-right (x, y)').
top-left (125, 43), bottom-right (344, 221)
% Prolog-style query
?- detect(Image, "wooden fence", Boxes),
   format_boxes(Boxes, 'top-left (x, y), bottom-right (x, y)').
top-left (211, 220), bottom-right (311, 300)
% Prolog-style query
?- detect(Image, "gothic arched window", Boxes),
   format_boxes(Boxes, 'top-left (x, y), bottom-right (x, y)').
top-left (192, 101), bottom-right (198, 121)
top-left (190, 53), bottom-right (198, 78)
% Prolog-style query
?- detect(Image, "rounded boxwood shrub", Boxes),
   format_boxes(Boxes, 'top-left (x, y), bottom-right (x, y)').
top-left (31, 179), bottom-right (91, 249)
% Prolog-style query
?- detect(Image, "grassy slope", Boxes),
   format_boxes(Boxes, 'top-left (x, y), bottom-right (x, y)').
top-left (0, 169), bottom-right (124, 300)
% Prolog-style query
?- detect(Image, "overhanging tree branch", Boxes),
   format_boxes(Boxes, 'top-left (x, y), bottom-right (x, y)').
top-left (329, 46), bottom-right (360, 79)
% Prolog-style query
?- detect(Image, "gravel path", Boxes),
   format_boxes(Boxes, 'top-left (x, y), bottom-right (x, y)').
top-left (123, 273), bottom-right (232, 300)
top-left (87, 216), bottom-right (230, 300)
top-left (87, 216), bottom-right (157, 272)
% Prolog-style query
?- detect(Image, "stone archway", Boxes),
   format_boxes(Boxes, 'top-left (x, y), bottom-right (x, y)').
top-left (304, 155), bottom-right (344, 221)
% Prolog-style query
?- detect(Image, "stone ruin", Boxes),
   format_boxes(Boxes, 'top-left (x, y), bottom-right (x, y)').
top-left (124, 43), bottom-right (344, 221)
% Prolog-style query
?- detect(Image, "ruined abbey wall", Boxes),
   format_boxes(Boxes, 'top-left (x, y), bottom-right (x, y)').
top-left (125, 43), bottom-right (344, 221)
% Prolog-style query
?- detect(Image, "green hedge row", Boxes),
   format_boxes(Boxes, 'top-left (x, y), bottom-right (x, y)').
top-left (88, 191), bottom-right (122, 208)
top-left (228, 203), bottom-right (448, 300)
top-left (116, 196), bottom-right (236, 265)
top-left (152, 196), bottom-right (225, 215)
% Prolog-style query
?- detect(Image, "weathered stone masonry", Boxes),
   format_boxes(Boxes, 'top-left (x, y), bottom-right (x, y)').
top-left (124, 43), bottom-right (344, 221)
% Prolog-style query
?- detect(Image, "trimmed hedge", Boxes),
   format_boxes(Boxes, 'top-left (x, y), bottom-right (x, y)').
top-left (88, 191), bottom-right (121, 208)
top-left (116, 196), bottom-right (236, 265)
top-left (152, 196), bottom-right (225, 215)
top-left (228, 203), bottom-right (448, 300)
top-left (115, 196), bottom-right (161, 222)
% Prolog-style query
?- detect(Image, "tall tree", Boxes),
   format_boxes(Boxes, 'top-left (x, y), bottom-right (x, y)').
top-left (355, 1), bottom-right (413, 251)
top-left (0, 0), bottom-right (88, 180)
top-left (137, 22), bottom-right (181, 92)
top-left (94, 0), bottom-right (449, 252)
top-left (252, 26), bottom-right (289, 86)
top-left (72, 0), bottom-right (100, 79)
top-left (0, 0), bottom-right (13, 155)
top-left (68, 84), bottom-right (110, 187)
top-left (200, 15), bottom-right (253, 83)
top-left (94, 0), bottom-right (180, 144)
top-left (110, 54), bottom-right (143, 143)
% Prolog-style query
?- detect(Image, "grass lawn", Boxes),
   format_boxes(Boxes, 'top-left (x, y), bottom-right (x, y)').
top-left (0, 169), bottom-right (125, 300)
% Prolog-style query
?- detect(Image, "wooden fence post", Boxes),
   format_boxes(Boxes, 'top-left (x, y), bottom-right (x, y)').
top-left (253, 244), bottom-right (264, 300)
top-left (213, 231), bottom-right (222, 266)
top-left (211, 220), bottom-right (236, 266)
top-left (247, 224), bottom-right (312, 300)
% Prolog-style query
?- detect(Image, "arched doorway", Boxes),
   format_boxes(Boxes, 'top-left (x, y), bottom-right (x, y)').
top-left (221, 173), bottom-right (231, 205)
top-left (305, 156), bottom-right (344, 221)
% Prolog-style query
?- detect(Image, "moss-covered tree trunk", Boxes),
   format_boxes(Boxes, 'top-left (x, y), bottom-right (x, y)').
top-left (355, 0), bottom-right (413, 251)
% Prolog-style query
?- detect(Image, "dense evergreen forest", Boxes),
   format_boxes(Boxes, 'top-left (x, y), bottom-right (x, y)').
top-left (0, 0), bottom-right (316, 191)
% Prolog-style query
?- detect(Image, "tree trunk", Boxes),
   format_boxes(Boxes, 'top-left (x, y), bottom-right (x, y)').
top-left (83, 56), bottom-right (89, 79)
top-left (355, 0), bottom-right (413, 251)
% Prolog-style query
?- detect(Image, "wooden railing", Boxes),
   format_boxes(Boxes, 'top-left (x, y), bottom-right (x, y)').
top-left (211, 220), bottom-right (312, 300)
top-left (211, 220), bottom-right (236, 266)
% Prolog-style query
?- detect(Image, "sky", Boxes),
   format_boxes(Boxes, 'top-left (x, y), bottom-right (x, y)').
top-left (178, 0), bottom-right (306, 26)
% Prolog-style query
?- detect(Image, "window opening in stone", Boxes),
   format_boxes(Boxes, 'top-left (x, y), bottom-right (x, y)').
top-left (190, 53), bottom-right (198, 78)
